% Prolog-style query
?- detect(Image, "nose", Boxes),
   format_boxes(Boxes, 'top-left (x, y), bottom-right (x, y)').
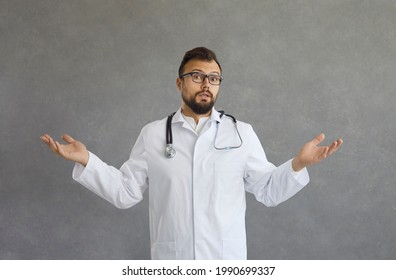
top-left (201, 76), bottom-right (210, 90)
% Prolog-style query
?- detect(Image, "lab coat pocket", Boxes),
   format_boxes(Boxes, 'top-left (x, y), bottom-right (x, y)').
top-left (151, 241), bottom-right (176, 260)
top-left (214, 162), bottom-right (244, 191)
top-left (214, 162), bottom-right (245, 212)
top-left (213, 162), bottom-right (246, 239)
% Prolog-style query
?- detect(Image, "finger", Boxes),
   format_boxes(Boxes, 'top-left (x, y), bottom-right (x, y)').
top-left (318, 146), bottom-right (329, 161)
top-left (334, 139), bottom-right (343, 152)
top-left (41, 134), bottom-right (54, 146)
top-left (55, 141), bottom-right (65, 157)
top-left (312, 133), bottom-right (325, 145)
top-left (330, 140), bottom-right (338, 149)
top-left (328, 139), bottom-right (343, 156)
top-left (326, 142), bottom-right (338, 156)
top-left (40, 135), bottom-right (49, 144)
top-left (62, 134), bottom-right (75, 144)
top-left (41, 133), bottom-right (51, 141)
top-left (48, 137), bottom-right (59, 154)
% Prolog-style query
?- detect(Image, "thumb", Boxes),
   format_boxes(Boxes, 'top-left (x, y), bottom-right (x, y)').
top-left (62, 134), bottom-right (76, 144)
top-left (312, 133), bottom-right (325, 145)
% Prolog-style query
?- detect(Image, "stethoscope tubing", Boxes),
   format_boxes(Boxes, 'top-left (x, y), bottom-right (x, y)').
top-left (165, 112), bottom-right (177, 158)
top-left (165, 111), bottom-right (242, 158)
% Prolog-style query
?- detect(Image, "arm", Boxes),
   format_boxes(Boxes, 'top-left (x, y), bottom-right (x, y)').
top-left (244, 128), bottom-right (342, 207)
top-left (40, 133), bottom-right (147, 209)
top-left (243, 126), bottom-right (310, 206)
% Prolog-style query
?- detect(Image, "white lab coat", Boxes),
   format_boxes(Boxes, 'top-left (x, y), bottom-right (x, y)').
top-left (72, 108), bottom-right (309, 259)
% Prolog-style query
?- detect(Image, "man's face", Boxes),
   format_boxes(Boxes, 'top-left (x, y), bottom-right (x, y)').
top-left (176, 59), bottom-right (221, 116)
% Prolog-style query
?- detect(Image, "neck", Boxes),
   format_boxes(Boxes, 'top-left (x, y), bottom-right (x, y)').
top-left (181, 105), bottom-right (211, 124)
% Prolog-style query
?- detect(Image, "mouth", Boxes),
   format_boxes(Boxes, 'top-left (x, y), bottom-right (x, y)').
top-left (196, 91), bottom-right (212, 101)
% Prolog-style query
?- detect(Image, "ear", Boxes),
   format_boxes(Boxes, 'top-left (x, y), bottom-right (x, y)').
top-left (176, 77), bottom-right (182, 91)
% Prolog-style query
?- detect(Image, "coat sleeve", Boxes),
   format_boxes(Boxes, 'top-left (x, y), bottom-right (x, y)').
top-left (243, 125), bottom-right (310, 207)
top-left (72, 128), bottom-right (149, 209)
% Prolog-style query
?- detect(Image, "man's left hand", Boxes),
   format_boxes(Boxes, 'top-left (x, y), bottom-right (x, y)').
top-left (292, 133), bottom-right (343, 172)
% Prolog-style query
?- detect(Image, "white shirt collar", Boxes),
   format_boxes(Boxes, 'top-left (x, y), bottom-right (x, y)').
top-left (182, 114), bottom-right (209, 134)
top-left (170, 107), bottom-right (222, 135)
top-left (172, 107), bottom-right (222, 124)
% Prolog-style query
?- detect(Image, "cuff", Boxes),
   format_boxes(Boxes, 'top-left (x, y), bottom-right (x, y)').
top-left (288, 159), bottom-right (310, 186)
top-left (72, 151), bottom-right (92, 180)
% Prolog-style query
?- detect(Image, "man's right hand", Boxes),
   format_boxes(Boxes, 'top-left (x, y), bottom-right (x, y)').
top-left (40, 134), bottom-right (89, 166)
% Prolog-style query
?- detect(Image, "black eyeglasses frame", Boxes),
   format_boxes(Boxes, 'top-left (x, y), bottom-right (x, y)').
top-left (179, 71), bottom-right (223, 85)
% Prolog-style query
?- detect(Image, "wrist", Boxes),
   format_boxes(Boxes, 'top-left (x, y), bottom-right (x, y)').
top-left (79, 151), bottom-right (89, 167)
top-left (292, 157), bottom-right (305, 172)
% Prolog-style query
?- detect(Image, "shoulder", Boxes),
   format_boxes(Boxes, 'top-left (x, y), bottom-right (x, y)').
top-left (217, 110), bottom-right (255, 134)
top-left (141, 117), bottom-right (166, 132)
top-left (234, 117), bottom-right (254, 133)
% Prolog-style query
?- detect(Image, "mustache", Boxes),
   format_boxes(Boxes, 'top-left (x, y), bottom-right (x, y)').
top-left (195, 90), bottom-right (213, 97)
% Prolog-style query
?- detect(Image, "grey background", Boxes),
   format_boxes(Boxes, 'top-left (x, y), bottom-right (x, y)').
top-left (1, 0), bottom-right (395, 259)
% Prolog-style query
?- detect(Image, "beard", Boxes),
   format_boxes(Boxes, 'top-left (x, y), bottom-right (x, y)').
top-left (182, 90), bottom-right (217, 115)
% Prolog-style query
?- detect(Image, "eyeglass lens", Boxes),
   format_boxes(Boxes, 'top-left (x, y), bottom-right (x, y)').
top-left (191, 73), bottom-right (222, 85)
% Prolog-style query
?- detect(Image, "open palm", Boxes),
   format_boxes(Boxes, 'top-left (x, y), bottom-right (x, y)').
top-left (292, 133), bottom-right (343, 171)
top-left (40, 134), bottom-right (89, 166)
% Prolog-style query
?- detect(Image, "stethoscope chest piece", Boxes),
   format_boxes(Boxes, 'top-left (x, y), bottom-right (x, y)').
top-left (165, 144), bottom-right (176, 158)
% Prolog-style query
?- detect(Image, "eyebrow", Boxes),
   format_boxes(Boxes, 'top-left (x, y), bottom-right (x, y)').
top-left (191, 68), bottom-right (221, 75)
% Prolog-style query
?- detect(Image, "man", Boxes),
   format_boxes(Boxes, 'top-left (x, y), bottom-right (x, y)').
top-left (41, 47), bottom-right (342, 259)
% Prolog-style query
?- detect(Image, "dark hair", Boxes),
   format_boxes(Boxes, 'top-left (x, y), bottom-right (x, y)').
top-left (178, 47), bottom-right (222, 77)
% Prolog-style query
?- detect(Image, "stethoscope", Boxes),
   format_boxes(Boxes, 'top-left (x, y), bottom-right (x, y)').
top-left (165, 111), bottom-right (243, 158)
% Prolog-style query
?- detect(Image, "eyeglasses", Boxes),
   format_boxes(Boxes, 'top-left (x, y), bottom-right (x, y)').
top-left (179, 72), bottom-right (223, 85)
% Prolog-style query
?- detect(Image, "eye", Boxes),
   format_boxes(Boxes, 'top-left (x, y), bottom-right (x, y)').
top-left (192, 73), bottom-right (204, 81)
top-left (209, 75), bottom-right (221, 83)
